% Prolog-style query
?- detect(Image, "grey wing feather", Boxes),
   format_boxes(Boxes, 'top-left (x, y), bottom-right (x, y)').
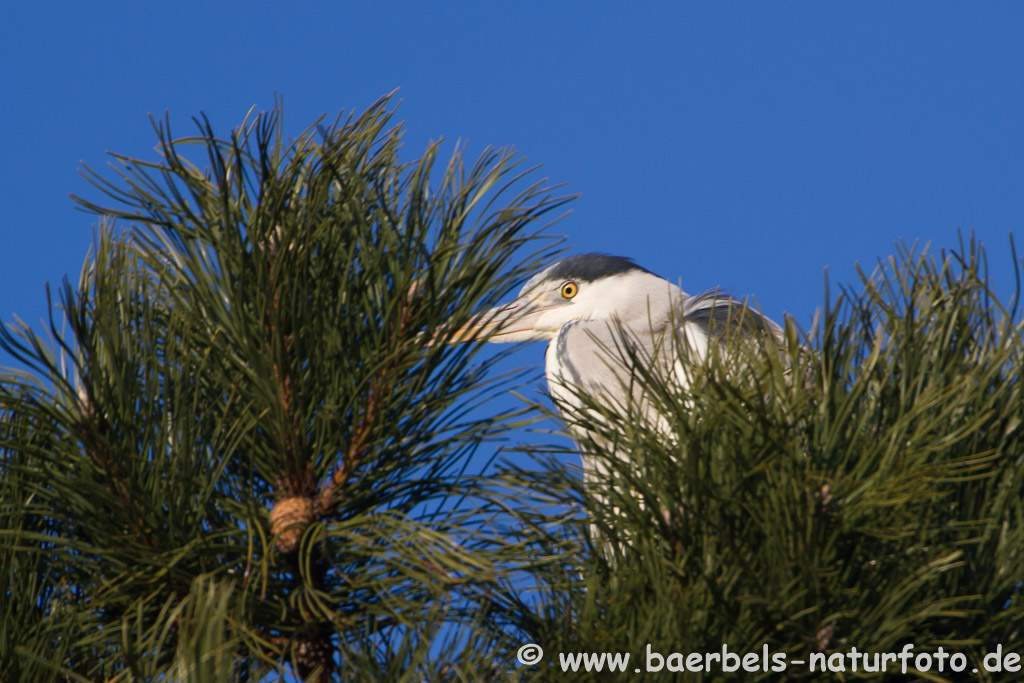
top-left (681, 290), bottom-right (783, 341)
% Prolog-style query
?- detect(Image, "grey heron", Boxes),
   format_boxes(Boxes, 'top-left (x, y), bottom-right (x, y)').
top-left (451, 253), bottom-right (784, 491)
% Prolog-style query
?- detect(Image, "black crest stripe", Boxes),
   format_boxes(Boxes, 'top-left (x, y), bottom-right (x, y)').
top-left (546, 253), bottom-right (653, 283)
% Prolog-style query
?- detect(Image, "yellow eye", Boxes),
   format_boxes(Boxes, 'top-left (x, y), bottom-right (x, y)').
top-left (560, 281), bottom-right (579, 299)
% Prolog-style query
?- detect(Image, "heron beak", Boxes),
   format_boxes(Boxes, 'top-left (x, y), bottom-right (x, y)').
top-left (435, 300), bottom-right (562, 345)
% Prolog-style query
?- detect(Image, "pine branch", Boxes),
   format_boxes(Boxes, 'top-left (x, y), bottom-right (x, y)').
top-left (0, 94), bottom-right (573, 680)
top-left (501, 234), bottom-right (1024, 682)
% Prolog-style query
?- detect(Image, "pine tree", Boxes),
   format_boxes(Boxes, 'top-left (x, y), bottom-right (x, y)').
top-left (0, 95), bottom-right (574, 680)
top-left (3, 94), bottom-right (1023, 682)
top-left (505, 238), bottom-right (1024, 681)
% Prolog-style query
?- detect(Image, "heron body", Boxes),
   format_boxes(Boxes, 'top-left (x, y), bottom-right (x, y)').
top-left (456, 253), bottom-right (783, 488)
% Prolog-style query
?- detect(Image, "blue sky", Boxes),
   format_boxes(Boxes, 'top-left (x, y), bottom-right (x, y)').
top-left (2, 3), bottom-right (1022, 390)
top-left (1, 7), bottom-right (1020, 674)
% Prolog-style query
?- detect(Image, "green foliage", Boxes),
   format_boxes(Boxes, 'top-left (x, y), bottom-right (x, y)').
top-left (4, 93), bottom-right (1023, 683)
top-left (508, 237), bottom-right (1024, 681)
top-left (0, 95), bottom-right (572, 681)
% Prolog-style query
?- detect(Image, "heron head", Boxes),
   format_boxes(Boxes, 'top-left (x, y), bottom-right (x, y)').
top-left (448, 253), bottom-right (679, 344)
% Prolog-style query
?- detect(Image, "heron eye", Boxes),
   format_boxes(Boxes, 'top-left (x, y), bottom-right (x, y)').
top-left (560, 281), bottom-right (579, 299)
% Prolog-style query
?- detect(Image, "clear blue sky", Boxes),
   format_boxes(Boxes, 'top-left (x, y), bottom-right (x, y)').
top-left (2, 2), bottom-right (1022, 376)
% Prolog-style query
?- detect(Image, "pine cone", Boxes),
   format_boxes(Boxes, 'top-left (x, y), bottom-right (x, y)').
top-left (270, 496), bottom-right (313, 553)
